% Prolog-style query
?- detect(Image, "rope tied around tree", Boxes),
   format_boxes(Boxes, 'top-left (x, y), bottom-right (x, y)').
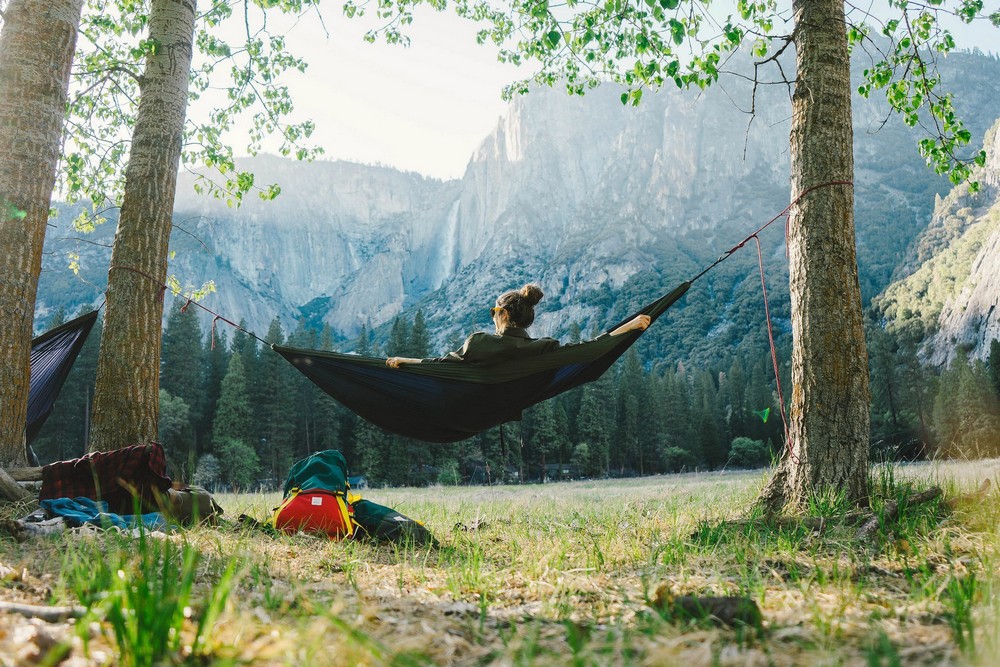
top-left (107, 264), bottom-right (269, 349)
top-left (689, 179), bottom-right (853, 465)
top-left (107, 264), bottom-right (169, 302)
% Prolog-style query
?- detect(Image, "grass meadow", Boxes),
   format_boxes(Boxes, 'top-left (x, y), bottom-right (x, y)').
top-left (1, 459), bottom-right (999, 665)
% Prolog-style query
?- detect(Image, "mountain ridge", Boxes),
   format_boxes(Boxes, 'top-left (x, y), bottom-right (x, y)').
top-left (36, 48), bottom-right (1000, 368)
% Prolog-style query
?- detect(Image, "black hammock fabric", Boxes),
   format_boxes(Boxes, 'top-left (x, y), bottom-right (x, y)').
top-left (274, 282), bottom-right (690, 443)
top-left (28, 310), bottom-right (98, 445)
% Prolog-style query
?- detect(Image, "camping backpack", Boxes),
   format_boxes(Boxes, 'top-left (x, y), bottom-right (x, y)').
top-left (271, 450), bottom-right (353, 538)
top-left (351, 498), bottom-right (437, 547)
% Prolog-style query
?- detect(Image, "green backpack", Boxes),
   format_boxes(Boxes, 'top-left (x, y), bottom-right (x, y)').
top-left (351, 499), bottom-right (438, 547)
top-left (271, 450), bottom-right (353, 538)
top-left (282, 449), bottom-right (349, 497)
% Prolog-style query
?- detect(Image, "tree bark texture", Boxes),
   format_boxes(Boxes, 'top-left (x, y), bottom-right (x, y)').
top-left (89, 0), bottom-right (197, 452)
top-left (758, 0), bottom-right (871, 512)
top-left (0, 0), bottom-right (84, 467)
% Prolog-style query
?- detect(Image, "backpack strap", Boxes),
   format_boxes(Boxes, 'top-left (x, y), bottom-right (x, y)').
top-left (268, 487), bottom-right (302, 530)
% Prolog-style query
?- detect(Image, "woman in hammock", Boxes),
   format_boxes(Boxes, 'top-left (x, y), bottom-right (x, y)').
top-left (385, 283), bottom-right (650, 368)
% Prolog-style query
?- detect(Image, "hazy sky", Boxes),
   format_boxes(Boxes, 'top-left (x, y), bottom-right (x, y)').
top-left (254, 4), bottom-right (998, 181)
top-left (250, 7), bottom-right (520, 181)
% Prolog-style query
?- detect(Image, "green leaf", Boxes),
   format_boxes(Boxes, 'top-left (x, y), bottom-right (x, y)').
top-left (669, 18), bottom-right (685, 45)
top-left (545, 30), bottom-right (562, 49)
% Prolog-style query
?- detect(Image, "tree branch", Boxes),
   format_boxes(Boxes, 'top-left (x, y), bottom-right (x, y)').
top-left (855, 487), bottom-right (942, 540)
top-left (0, 601), bottom-right (86, 622)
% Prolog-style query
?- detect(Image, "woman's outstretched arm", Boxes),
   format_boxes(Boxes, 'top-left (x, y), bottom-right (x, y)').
top-left (386, 356), bottom-right (423, 368)
top-left (609, 314), bottom-right (651, 337)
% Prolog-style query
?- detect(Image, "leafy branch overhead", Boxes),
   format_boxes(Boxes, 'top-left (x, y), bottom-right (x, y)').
top-left (62, 0), bottom-right (326, 233)
top-left (345, 0), bottom-right (995, 188)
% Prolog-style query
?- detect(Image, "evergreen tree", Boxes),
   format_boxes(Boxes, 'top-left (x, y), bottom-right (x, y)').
top-left (258, 318), bottom-right (295, 484)
top-left (355, 324), bottom-right (374, 356)
top-left (287, 320), bottom-right (319, 458)
top-left (408, 310), bottom-right (431, 357)
top-left (47, 307), bottom-right (67, 328)
top-left (655, 369), bottom-right (696, 465)
top-left (212, 353), bottom-right (255, 453)
top-left (387, 317), bottom-right (410, 356)
top-left (198, 328), bottom-right (230, 455)
top-left (351, 324), bottom-right (391, 482)
top-left (989, 339), bottom-right (1000, 396)
top-left (192, 454), bottom-right (221, 489)
top-left (401, 312), bottom-right (432, 481)
top-left (527, 399), bottom-right (564, 480)
top-left (576, 373), bottom-right (613, 477)
top-left (615, 348), bottom-right (645, 475)
top-left (160, 300), bottom-right (205, 425)
top-left (216, 436), bottom-right (260, 489)
top-left (932, 350), bottom-right (1000, 459)
top-left (231, 321), bottom-right (259, 382)
top-left (160, 301), bottom-right (204, 469)
top-left (867, 319), bottom-right (914, 457)
top-left (722, 357), bottom-right (748, 439)
top-left (357, 421), bottom-right (389, 485)
top-left (158, 389), bottom-right (193, 479)
top-left (746, 356), bottom-right (781, 450)
top-left (694, 370), bottom-right (727, 469)
top-left (315, 324), bottom-right (343, 454)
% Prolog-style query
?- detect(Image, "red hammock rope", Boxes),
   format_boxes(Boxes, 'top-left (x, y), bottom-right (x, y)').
top-left (690, 179), bottom-right (852, 464)
top-left (108, 264), bottom-right (269, 349)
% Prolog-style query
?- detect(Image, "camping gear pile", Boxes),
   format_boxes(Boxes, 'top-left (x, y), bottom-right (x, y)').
top-left (3, 446), bottom-right (434, 547)
top-left (264, 449), bottom-right (437, 546)
top-left (4, 442), bottom-right (221, 539)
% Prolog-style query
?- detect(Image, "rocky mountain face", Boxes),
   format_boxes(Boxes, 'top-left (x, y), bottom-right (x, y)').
top-left (875, 117), bottom-right (1000, 366)
top-left (37, 49), bottom-right (1000, 364)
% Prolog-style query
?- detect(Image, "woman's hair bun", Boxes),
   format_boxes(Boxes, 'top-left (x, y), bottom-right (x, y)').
top-left (520, 284), bottom-right (544, 306)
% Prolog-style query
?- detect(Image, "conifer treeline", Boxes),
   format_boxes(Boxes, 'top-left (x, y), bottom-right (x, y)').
top-left (30, 303), bottom-right (1000, 487)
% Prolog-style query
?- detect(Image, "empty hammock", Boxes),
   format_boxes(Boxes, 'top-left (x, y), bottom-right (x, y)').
top-left (274, 282), bottom-right (690, 443)
top-left (28, 310), bottom-right (98, 445)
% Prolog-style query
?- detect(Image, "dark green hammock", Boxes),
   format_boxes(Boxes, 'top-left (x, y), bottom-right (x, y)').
top-left (28, 310), bottom-right (98, 445)
top-left (274, 282), bottom-right (689, 443)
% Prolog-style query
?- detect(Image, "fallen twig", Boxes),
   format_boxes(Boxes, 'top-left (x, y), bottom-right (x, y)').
top-left (855, 487), bottom-right (943, 541)
top-left (0, 600), bottom-right (86, 622)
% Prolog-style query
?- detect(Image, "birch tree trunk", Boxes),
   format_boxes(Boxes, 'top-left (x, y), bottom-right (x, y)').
top-left (0, 0), bottom-right (84, 467)
top-left (758, 0), bottom-right (871, 512)
top-left (89, 0), bottom-right (197, 452)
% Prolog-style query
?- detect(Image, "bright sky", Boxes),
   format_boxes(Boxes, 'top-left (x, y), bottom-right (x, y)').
top-left (255, 3), bottom-right (999, 182)
top-left (256, 6), bottom-right (521, 181)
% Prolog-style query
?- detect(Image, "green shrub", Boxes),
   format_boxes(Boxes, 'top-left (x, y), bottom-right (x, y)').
top-left (727, 437), bottom-right (770, 469)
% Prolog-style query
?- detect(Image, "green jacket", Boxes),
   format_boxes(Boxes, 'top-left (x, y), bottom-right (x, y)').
top-left (436, 327), bottom-right (559, 364)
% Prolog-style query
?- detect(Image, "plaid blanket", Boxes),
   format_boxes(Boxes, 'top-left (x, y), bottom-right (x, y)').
top-left (39, 443), bottom-right (173, 514)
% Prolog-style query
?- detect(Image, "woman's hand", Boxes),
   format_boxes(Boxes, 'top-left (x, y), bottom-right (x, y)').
top-left (609, 314), bottom-right (651, 337)
top-left (386, 356), bottom-right (422, 368)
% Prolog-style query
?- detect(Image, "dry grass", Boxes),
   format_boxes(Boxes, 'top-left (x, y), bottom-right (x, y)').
top-left (1, 461), bottom-right (999, 666)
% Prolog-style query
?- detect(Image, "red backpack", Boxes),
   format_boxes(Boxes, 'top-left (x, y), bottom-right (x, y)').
top-left (270, 450), bottom-right (353, 538)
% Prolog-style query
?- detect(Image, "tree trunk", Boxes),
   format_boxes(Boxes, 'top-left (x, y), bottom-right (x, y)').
top-left (758, 0), bottom-right (871, 512)
top-left (0, 0), bottom-right (84, 467)
top-left (89, 0), bottom-right (197, 452)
